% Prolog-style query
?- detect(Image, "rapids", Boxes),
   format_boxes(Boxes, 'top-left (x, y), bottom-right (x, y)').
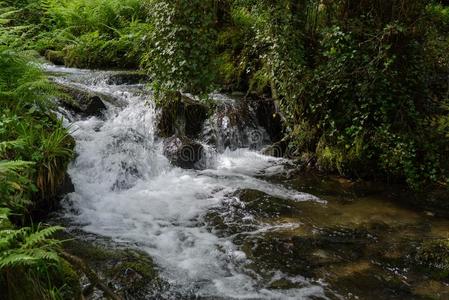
top-left (47, 65), bottom-right (449, 300)
top-left (47, 65), bottom-right (329, 299)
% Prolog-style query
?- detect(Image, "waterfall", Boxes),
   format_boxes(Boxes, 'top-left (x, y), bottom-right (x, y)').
top-left (46, 64), bottom-right (328, 299)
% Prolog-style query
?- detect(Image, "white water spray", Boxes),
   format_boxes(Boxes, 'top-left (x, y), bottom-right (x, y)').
top-left (47, 65), bottom-right (329, 299)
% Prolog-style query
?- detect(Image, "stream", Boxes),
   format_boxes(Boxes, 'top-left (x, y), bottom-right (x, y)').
top-left (46, 65), bottom-right (449, 300)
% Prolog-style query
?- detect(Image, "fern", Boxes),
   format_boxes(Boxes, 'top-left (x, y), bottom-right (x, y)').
top-left (23, 225), bottom-right (64, 249)
top-left (0, 139), bottom-right (25, 154)
top-left (0, 160), bottom-right (33, 173)
top-left (0, 225), bottom-right (63, 269)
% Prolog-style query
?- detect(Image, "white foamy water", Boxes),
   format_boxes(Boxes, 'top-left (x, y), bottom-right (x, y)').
top-left (48, 65), bottom-right (329, 299)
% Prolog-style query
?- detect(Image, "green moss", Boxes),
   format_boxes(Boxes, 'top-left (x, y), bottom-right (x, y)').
top-left (416, 239), bottom-right (449, 279)
top-left (57, 259), bottom-right (82, 299)
top-left (61, 236), bottom-right (163, 297)
top-left (44, 50), bottom-right (65, 66)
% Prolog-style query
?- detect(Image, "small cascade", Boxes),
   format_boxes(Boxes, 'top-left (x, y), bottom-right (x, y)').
top-left (202, 94), bottom-right (271, 152)
top-left (46, 64), bottom-right (329, 299)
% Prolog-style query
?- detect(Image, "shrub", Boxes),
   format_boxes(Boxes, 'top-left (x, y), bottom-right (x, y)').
top-left (141, 0), bottom-right (217, 95)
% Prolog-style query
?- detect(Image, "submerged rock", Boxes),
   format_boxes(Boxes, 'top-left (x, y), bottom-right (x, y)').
top-left (163, 135), bottom-right (204, 169)
top-left (415, 238), bottom-right (449, 278)
top-left (236, 189), bottom-right (301, 218)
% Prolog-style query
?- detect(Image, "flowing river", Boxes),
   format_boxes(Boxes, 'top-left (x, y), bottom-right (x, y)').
top-left (46, 65), bottom-right (449, 300)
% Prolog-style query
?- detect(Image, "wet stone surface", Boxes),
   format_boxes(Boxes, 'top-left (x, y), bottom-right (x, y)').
top-left (203, 179), bottom-right (449, 299)
top-left (60, 231), bottom-right (165, 300)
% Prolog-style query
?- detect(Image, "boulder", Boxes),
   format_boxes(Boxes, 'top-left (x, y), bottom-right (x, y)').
top-left (106, 72), bottom-right (150, 85)
top-left (83, 95), bottom-right (107, 117)
top-left (57, 84), bottom-right (108, 117)
top-left (157, 92), bottom-right (209, 138)
top-left (249, 97), bottom-right (284, 143)
top-left (163, 135), bottom-right (204, 169)
top-left (45, 50), bottom-right (65, 66)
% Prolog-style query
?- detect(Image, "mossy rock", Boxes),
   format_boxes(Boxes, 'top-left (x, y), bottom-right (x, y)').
top-left (61, 234), bottom-right (164, 299)
top-left (416, 238), bottom-right (449, 279)
top-left (56, 84), bottom-right (109, 117)
top-left (45, 50), bottom-right (65, 66)
top-left (58, 259), bottom-right (83, 299)
top-left (157, 92), bottom-right (210, 138)
top-left (106, 72), bottom-right (150, 85)
top-left (235, 189), bottom-right (301, 218)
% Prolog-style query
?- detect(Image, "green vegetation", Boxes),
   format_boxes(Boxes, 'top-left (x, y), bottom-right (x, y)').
top-left (6, 0), bottom-right (447, 190)
top-left (2, 0), bottom-right (151, 68)
top-left (1, 0), bottom-right (449, 298)
top-left (0, 39), bottom-right (75, 300)
top-left (212, 1), bottom-right (449, 190)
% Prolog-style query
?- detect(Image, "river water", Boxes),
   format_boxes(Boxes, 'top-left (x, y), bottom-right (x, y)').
top-left (46, 65), bottom-right (449, 300)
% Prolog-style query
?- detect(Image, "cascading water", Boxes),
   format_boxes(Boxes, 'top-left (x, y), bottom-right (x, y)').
top-left (47, 64), bottom-right (330, 299)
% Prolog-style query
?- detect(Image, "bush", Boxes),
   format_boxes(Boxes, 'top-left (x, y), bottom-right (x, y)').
top-left (141, 0), bottom-right (217, 95)
top-left (0, 48), bottom-right (77, 300)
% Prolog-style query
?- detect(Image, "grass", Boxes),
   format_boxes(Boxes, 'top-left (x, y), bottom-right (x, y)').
top-left (0, 45), bottom-right (77, 299)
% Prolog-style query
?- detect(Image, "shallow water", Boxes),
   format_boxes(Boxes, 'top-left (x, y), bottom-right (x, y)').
top-left (46, 65), bottom-right (449, 300)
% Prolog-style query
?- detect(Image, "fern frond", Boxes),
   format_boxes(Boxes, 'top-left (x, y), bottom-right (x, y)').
top-left (22, 248), bottom-right (60, 262)
top-left (23, 226), bottom-right (63, 249)
top-left (0, 252), bottom-right (38, 268)
top-left (0, 160), bottom-right (34, 175)
top-left (0, 139), bottom-right (25, 154)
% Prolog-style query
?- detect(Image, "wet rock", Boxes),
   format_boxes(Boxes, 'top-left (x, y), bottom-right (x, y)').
top-left (106, 72), bottom-right (150, 85)
top-left (157, 92), bottom-right (209, 138)
top-left (61, 233), bottom-right (164, 300)
top-left (235, 189), bottom-right (301, 218)
top-left (415, 238), bottom-right (449, 278)
top-left (45, 50), bottom-right (65, 66)
top-left (57, 84), bottom-right (108, 117)
top-left (202, 97), bottom-right (271, 151)
top-left (84, 96), bottom-right (107, 117)
top-left (249, 97), bottom-right (284, 143)
top-left (56, 173), bottom-right (75, 197)
top-left (262, 138), bottom-right (290, 158)
top-left (163, 135), bottom-right (204, 169)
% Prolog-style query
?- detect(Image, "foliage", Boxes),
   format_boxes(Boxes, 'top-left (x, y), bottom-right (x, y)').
top-left (0, 48), bottom-right (74, 209)
top-left (214, 0), bottom-right (449, 190)
top-left (0, 208), bottom-right (76, 300)
top-left (3, 0), bottom-right (449, 191)
top-left (0, 46), bottom-right (77, 300)
top-left (142, 0), bottom-right (217, 95)
top-left (1, 0), bottom-right (151, 68)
